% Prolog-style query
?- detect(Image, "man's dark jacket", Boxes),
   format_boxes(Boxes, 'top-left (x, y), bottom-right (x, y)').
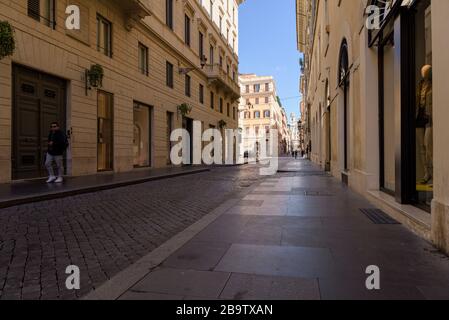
top-left (48, 130), bottom-right (67, 156)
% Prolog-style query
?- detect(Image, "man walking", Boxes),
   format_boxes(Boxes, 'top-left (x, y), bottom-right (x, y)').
top-left (45, 122), bottom-right (68, 183)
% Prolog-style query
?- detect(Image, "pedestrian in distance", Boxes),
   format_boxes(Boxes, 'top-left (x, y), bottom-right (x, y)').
top-left (45, 122), bottom-right (68, 183)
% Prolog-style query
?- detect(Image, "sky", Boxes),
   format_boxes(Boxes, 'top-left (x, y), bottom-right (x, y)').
top-left (239, 0), bottom-right (302, 119)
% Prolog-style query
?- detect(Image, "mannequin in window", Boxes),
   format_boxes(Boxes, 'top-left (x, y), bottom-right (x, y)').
top-left (416, 64), bottom-right (433, 184)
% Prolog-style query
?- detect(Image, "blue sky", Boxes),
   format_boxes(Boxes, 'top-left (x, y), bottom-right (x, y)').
top-left (239, 0), bottom-right (302, 119)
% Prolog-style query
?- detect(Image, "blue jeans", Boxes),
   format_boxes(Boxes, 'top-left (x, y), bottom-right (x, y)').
top-left (45, 153), bottom-right (63, 178)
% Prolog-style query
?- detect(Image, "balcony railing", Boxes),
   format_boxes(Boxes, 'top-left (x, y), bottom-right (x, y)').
top-left (204, 64), bottom-right (241, 101)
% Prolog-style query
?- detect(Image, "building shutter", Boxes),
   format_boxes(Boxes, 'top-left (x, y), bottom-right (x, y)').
top-left (28, 0), bottom-right (40, 21)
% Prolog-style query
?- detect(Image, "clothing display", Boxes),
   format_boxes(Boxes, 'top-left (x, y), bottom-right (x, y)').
top-left (416, 65), bottom-right (433, 184)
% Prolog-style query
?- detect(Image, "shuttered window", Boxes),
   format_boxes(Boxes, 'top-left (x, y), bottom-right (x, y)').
top-left (27, 0), bottom-right (56, 28)
top-left (27, 0), bottom-right (40, 21)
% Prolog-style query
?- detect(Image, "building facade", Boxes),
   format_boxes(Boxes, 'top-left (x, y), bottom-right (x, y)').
top-left (297, 0), bottom-right (449, 254)
top-left (238, 74), bottom-right (289, 157)
top-left (0, 0), bottom-right (243, 183)
top-left (288, 113), bottom-right (301, 153)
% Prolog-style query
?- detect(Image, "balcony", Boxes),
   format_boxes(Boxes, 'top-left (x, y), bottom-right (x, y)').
top-left (204, 64), bottom-right (241, 101)
top-left (113, 0), bottom-right (152, 31)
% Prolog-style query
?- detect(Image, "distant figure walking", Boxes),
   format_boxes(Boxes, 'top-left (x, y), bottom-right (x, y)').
top-left (45, 122), bottom-right (68, 183)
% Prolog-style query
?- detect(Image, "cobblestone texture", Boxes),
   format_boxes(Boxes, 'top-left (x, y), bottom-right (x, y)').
top-left (0, 165), bottom-right (264, 300)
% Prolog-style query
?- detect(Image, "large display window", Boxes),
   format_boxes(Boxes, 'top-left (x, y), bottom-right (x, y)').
top-left (413, 0), bottom-right (433, 208)
top-left (380, 33), bottom-right (396, 193)
top-left (97, 91), bottom-right (113, 172)
top-left (133, 102), bottom-right (152, 168)
top-left (373, 0), bottom-right (433, 212)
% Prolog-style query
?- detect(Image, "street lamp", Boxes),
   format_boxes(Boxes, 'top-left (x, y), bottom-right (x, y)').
top-left (179, 55), bottom-right (208, 75)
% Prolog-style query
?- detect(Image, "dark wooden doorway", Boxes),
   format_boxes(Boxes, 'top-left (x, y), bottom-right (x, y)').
top-left (182, 116), bottom-right (193, 165)
top-left (12, 65), bottom-right (66, 180)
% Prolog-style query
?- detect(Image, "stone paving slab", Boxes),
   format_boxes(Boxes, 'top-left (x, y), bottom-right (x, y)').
top-left (129, 268), bottom-right (231, 299)
top-left (162, 241), bottom-right (231, 271)
top-left (219, 273), bottom-right (320, 300)
top-left (214, 244), bottom-right (334, 278)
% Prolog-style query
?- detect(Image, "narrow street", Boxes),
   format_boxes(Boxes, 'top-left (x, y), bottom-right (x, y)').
top-left (1, 0), bottom-right (449, 307)
top-left (107, 159), bottom-right (449, 300)
top-left (1, 159), bottom-right (449, 300)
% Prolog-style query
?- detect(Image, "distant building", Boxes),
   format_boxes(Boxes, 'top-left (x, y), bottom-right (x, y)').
top-left (238, 74), bottom-right (289, 157)
top-left (288, 113), bottom-right (301, 153)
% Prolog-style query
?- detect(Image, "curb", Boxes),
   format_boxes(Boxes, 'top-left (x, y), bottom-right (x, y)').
top-left (0, 168), bottom-right (210, 209)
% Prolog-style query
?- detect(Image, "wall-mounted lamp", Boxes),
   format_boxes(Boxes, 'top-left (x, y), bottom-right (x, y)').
top-left (85, 64), bottom-right (104, 95)
top-left (179, 55), bottom-right (208, 75)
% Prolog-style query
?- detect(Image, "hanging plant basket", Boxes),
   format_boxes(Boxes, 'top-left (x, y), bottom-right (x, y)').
top-left (218, 120), bottom-right (227, 129)
top-left (87, 64), bottom-right (104, 88)
top-left (177, 103), bottom-right (192, 117)
top-left (0, 21), bottom-right (15, 60)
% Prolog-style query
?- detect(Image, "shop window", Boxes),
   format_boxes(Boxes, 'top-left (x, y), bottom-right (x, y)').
top-left (133, 102), bottom-right (152, 168)
top-left (414, 0), bottom-right (433, 208)
top-left (380, 34), bottom-right (396, 193)
top-left (166, 112), bottom-right (174, 164)
top-left (97, 91), bottom-right (113, 171)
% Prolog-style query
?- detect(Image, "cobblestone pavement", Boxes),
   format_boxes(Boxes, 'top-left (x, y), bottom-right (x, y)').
top-left (0, 165), bottom-right (265, 300)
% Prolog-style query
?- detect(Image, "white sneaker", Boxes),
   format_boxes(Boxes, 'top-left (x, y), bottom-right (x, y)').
top-left (55, 177), bottom-right (64, 183)
top-left (46, 176), bottom-right (56, 183)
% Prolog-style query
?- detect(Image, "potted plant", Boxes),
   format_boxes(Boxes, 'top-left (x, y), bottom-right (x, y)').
top-left (0, 21), bottom-right (15, 60)
top-left (87, 64), bottom-right (104, 88)
top-left (177, 103), bottom-right (192, 117)
top-left (218, 120), bottom-right (227, 129)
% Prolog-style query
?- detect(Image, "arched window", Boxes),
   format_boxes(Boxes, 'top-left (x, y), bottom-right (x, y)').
top-left (254, 111), bottom-right (261, 119)
top-left (338, 39), bottom-right (349, 87)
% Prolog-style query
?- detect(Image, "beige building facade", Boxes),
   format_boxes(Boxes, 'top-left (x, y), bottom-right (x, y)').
top-left (0, 0), bottom-right (243, 183)
top-left (238, 74), bottom-right (289, 157)
top-left (288, 113), bottom-right (301, 153)
top-left (297, 0), bottom-right (449, 254)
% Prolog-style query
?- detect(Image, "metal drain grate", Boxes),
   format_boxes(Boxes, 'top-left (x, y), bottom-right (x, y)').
top-left (291, 188), bottom-right (334, 196)
top-left (360, 208), bottom-right (401, 225)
